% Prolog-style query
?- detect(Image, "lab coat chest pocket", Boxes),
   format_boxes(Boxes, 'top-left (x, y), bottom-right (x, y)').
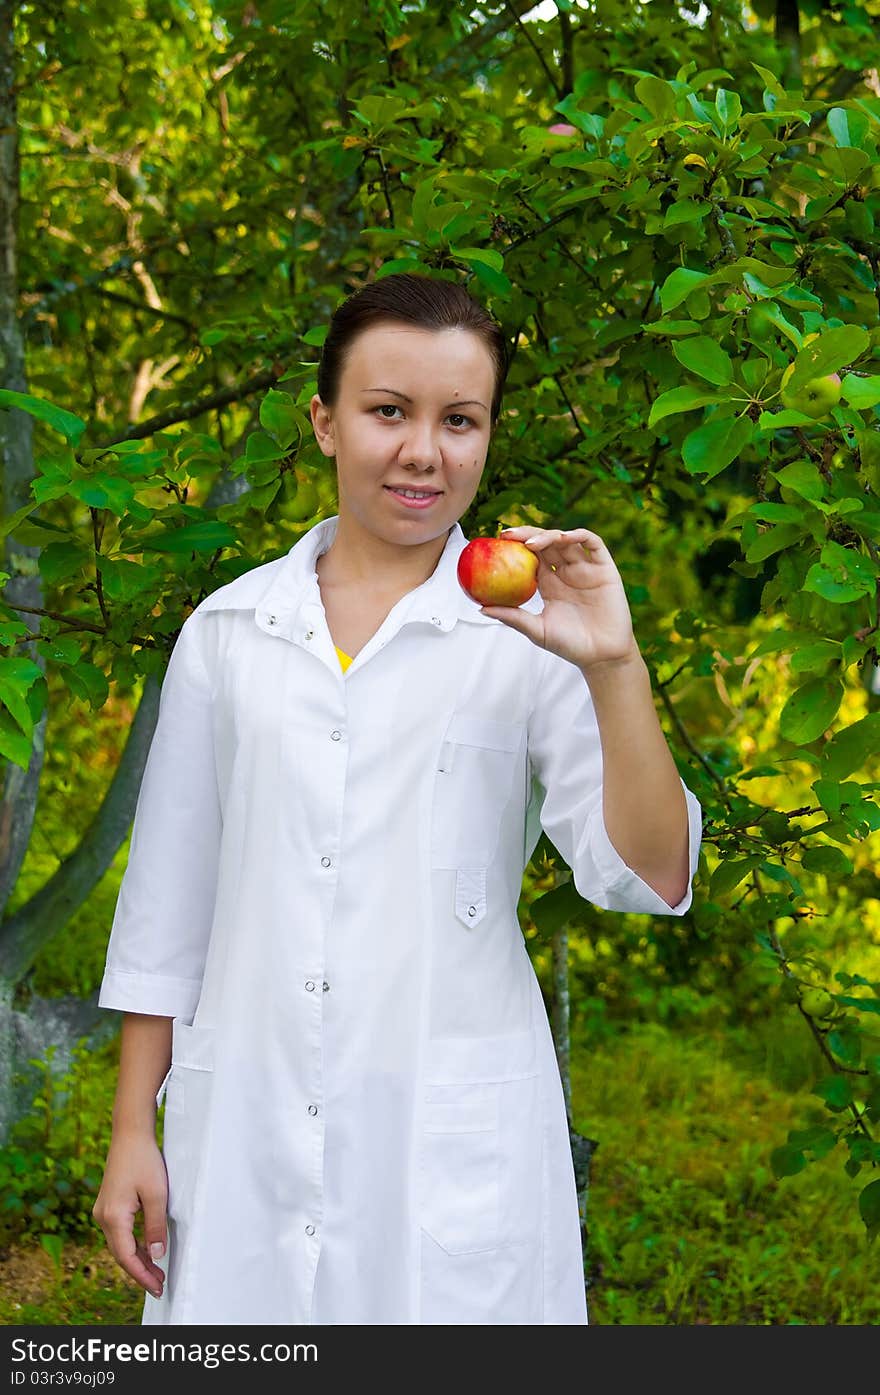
top-left (419, 1029), bottom-right (541, 1256)
top-left (430, 712), bottom-right (524, 875)
top-left (161, 1022), bottom-right (216, 1227)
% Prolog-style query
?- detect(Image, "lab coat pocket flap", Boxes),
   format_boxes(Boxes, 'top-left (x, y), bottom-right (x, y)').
top-left (424, 1026), bottom-right (538, 1084)
top-left (444, 712), bottom-right (523, 753)
top-left (171, 1020), bottom-right (216, 1072)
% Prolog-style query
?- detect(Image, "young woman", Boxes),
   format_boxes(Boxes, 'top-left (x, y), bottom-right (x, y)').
top-left (93, 272), bottom-right (703, 1326)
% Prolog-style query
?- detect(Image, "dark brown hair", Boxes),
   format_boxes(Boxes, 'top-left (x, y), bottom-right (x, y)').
top-left (316, 272), bottom-right (510, 430)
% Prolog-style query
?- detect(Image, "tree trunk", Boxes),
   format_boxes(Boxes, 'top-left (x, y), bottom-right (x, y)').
top-left (550, 873), bottom-right (598, 1304)
top-left (775, 0), bottom-right (801, 91)
top-left (0, 0), bottom-right (41, 921)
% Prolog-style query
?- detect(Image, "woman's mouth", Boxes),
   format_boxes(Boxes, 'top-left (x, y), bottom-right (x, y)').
top-left (383, 486), bottom-right (443, 510)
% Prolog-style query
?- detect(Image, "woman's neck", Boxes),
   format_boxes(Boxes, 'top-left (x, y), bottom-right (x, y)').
top-left (316, 515), bottom-right (453, 594)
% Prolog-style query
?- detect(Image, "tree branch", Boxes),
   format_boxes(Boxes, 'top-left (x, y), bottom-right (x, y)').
top-left (89, 364), bottom-right (288, 447)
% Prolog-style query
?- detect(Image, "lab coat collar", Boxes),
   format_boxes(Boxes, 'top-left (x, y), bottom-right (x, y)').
top-left (197, 513), bottom-right (545, 634)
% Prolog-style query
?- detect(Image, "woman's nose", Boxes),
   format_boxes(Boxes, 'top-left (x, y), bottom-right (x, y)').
top-left (400, 422), bottom-right (443, 468)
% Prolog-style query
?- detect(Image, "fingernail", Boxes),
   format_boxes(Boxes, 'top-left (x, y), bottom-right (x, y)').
top-left (150, 1241), bottom-right (165, 1260)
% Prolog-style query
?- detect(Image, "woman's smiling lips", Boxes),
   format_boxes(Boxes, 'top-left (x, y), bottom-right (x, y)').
top-left (383, 485), bottom-right (443, 509)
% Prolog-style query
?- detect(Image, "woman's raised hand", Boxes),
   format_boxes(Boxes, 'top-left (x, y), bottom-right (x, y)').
top-left (480, 526), bottom-right (640, 674)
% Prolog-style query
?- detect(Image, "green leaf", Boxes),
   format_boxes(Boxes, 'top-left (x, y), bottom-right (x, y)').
top-left (375, 257), bottom-right (424, 279)
top-left (753, 502), bottom-right (808, 524)
top-left (0, 657), bottom-right (42, 738)
top-left (245, 430), bottom-right (287, 464)
top-left (302, 325), bottom-right (328, 347)
top-left (0, 501), bottom-right (44, 542)
top-left (778, 677), bottom-right (843, 745)
top-left (36, 635), bottom-right (81, 666)
top-left (138, 520), bottom-right (238, 554)
top-left (744, 521), bottom-right (808, 563)
top-left (751, 63), bottom-right (786, 102)
top-left (658, 268), bottom-right (711, 314)
top-left (59, 660), bottom-right (109, 710)
top-left (841, 375), bottom-right (880, 410)
top-left (758, 408), bottom-right (828, 431)
top-left (708, 855), bottom-right (763, 898)
top-left (812, 1074), bottom-right (854, 1110)
top-left (789, 640), bottom-right (840, 673)
top-left (663, 201), bottom-right (712, 231)
top-left (635, 74), bottom-right (677, 120)
top-left (672, 336), bottom-right (734, 385)
top-left (820, 713), bottom-right (880, 780)
top-left (530, 880), bottom-right (585, 938)
top-left (0, 390), bottom-right (86, 446)
top-left (770, 1144), bottom-right (806, 1178)
top-left (681, 415), bottom-right (753, 479)
top-left (785, 325), bottom-right (871, 394)
top-left (38, 540), bottom-right (90, 587)
top-left (450, 246), bottom-right (504, 272)
top-left (801, 846), bottom-right (853, 876)
top-left (827, 106), bottom-right (872, 150)
top-left (827, 1028), bottom-right (861, 1068)
top-left (648, 386), bottom-right (722, 428)
top-left (787, 1126), bottom-right (838, 1159)
top-left (803, 540), bottom-right (876, 604)
top-left (771, 460), bottom-right (825, 502)
top-left (467, 259), bottom-right (512, 298)
top-left (259, 389), bottom-right (303, 450)
top-left (836, 995), bottom-right (880, 1016)
top-left (715, 88), bottom-right (742, 131)
top-left (858, 1179), bottom-right (880, 1238)
top-left (0, 709), bottom-right (33, 772)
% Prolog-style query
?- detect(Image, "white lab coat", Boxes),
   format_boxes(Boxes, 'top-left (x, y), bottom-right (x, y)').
top-left (98, 513), bottom-right (703, 1326)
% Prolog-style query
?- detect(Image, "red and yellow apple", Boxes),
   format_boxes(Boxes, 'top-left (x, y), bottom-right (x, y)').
top-left (457, 537), bottom-right (539, 608)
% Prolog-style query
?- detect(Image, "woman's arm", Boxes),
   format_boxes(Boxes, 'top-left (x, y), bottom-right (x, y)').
top-left (479, 524), bottom-right (703, 914)
top-left (575, 648), bottom-right (692, 907)
top-left (92, 1012), bottom-right (173, 1301)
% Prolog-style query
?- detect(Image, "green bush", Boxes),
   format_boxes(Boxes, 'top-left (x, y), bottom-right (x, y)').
top-left (0, 1039), bottom-right (118, 1248)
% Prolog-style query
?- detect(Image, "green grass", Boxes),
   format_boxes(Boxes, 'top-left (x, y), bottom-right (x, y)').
top-left (573, 1019), bottom-right (879, 1325)
top-left (1, 1017), bottom-right (876, 1325)
top-left (0, 1239), bottom-right (142, 1325)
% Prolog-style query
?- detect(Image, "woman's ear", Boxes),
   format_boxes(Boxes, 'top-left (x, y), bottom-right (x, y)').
top-left (310, 394), bottom-right (336, 457)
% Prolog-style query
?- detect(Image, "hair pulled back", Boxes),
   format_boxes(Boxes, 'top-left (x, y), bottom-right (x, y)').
top-left (316, 273), bottom-right (510, 429)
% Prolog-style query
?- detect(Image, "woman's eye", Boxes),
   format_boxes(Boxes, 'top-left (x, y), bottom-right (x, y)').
top-left (374, 406), bottom-right (473, 428)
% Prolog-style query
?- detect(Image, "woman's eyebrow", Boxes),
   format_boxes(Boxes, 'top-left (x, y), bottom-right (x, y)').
top-left (361, 387), bottom-right (488, 410)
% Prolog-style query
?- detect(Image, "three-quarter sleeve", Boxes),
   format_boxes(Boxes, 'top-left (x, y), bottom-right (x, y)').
top-left (525, 645), bottom-right (703, 915)
top-left (98, 611), bottom-right (221, 1019)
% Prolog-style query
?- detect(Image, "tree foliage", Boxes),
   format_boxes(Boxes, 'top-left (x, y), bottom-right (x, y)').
top-left (2, 0), bottom-right (880, 1239)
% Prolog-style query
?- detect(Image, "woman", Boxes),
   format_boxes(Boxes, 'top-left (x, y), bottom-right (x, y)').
top-left (93, 272), bottom-right (703, 1325)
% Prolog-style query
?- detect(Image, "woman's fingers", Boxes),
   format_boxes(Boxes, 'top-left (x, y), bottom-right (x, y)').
top-left (94, 1161), bottom-right (168, 1299)
top-left (99, 1206), bottom-right (165, 1297)
top-left (499, 526), bottom-right (605, 557)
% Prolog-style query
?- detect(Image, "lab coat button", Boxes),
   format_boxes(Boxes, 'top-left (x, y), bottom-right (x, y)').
top-left (305, 980), bottom-right (316, 991)
top-left (322, 981), bottom-right (329, 991)
top-left (305, 629), bottom-right (314, 640)
top-left (308, 1104), bottom-right (318, 1116)
top-left (321, 856), bottom-right (331, 867)
top-left (431, 615), bottom-right (441, 625)
top-left (330, 730), bottom-right (341, 741)
top-left (468, 905), bottom-right (477, 917)
top-left (305, 1224), bottom-right (316, 1236)
top-left (266, 614), bottom-right (277, 626)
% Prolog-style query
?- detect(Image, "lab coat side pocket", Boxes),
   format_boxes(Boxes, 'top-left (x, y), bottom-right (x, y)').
top-left (161, 1021), bottom-right (216, 1230)
top-left (418, 1029), bottom-right (540, 1256)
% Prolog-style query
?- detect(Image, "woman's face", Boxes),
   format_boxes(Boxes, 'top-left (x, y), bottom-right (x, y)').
top-left (310, 320), bottom-right (496, 545)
